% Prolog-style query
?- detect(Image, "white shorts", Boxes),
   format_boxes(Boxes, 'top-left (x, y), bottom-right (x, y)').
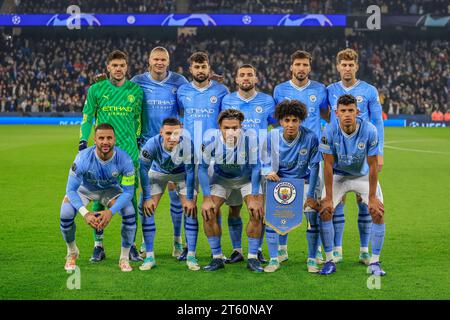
top-left (210, 174), bottom-right (262, 203)
top-left (77, 185), bottom-right (122, 208)
top-left (149, 170), bottom-right (198, 197)
top-left (321, 174), bottom-right (384, 209)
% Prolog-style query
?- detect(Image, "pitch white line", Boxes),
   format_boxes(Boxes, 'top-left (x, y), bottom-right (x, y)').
top-left (384, 145), bottom-right (450, 155)
top-left (384, 139), bottom-right (444, 144)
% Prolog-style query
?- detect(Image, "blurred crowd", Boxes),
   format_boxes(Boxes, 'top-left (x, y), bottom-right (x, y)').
top-left (9, 0), bottom-right (450, 14)
top-left (0, 32), bottom-right (448, 115)
top-left (11, 0), bottom-right (176, 14)
top-left (189, 0), bottom-right (450, 15)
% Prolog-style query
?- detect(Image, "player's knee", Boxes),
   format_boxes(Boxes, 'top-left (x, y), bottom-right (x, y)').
top-left (341, 195), bottom-right (347, 205)
top-left (60, 201), bottom-right (76, 222)
top-left (356, 195), bottom-right (363, 203)
top-left (107, 198), bottom-right (116, 208)
top-left (371, 215), bottom-right (384, 225)
top-left (62, 196), bottom-right (70, 203)
top-left (320, 210), bottom-right (333, 222)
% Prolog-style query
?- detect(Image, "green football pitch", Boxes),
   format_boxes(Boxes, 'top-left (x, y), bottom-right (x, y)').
top-left (0, 125), bottom-right (449, 300)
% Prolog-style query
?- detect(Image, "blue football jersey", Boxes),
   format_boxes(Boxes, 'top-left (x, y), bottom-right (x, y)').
top-left (327, 80), bottom-right (384, 154)
top-left (139, 135), bottom-right (195, 200)
top-left (177, 80), bottom-right (229, 150)
top-left (131, 71), bottom-right (188, 143)
top-left (264, 126), bottom-right (320, 180)
top-left (66, 146), bottom-right (135, 213)
top-left (273, 80), bottom-right (328, 138)
top-left (199, 130), bottom-right (260, 196)
top-left (319, 118), bottom-right (379, 177)
top-left (221, 91), bottom-right (276, 132)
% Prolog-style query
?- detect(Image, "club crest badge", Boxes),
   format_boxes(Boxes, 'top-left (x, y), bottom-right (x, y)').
top-left (128, 94), bottom-right (135, 103)
top-left (356, 96), bottom-right (363, 103)
top-left (358, 142), bottom-right (366, 150)
top-left (210, 96), bottom-right (217, 103)
top-left (274, 182), bottom-right (297, 205)
top-left (300, 148), bottom-right (308, 156)
top-left (255, 106), bottom-right (263, 113)
top-left (309, 95), bottom-right (317, 102)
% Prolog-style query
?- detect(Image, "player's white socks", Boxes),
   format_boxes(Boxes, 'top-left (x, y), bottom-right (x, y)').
top-left (370, 254), bottom-right (380, 264)
top-left (248, 253), bottom-right (258, 260)
top-left (187, 251), bottom-right (195, 257)
top-left (325, 252), bottom-right (334, 262)
top-left (334, 246), bottom-right (343, 254)
top-left (278, 245), bottom-right (287, 251)
top-left (360, 247), bottom-right (369, 253)
top-left (67, 241), bottom-right (78, 255)
top-left (95, 241), bottom-right (103, 248)
top-left (120, 247), bottom-right (131, 260)
top-left (174, 236), bottom-right (182, 244)
top-left (213, 254), bottom-right (223, 259)
top-left (146, 252), bottom-right (155, 259)
top-left (234, 248), bottom-right (243, 254)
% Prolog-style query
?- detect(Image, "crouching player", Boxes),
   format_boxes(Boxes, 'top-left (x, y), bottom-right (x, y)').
top-left (138, 118), bottom-right (199, 271)
top-left (319, 94), bottom-right (386, 276)
top-left (60, 123), bottom-right (137, 272)
top-left (199, 109), bottom-right (264, 272)
top-left (262, 100), bottom-right (321, 273)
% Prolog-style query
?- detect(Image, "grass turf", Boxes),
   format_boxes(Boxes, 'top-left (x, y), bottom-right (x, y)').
top-left (0, 125), bottom-right (449, 300)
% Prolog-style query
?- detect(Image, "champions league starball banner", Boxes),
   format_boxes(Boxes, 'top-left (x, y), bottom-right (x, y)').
top-left (265, 178), bottom-right (304, 235)
top-left (0, 13), bottom-right (346, 27)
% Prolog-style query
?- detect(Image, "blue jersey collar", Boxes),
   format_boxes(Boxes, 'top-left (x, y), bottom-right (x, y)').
top-left (191, 80), bottom-right (213, 92)
top-left (289, 80), bottom-right (311, 91)
top-left (94, 148), bottom-right (116, 164)
top-left (146, 71), bottom-right (172, 85)
top-left (280, 128), bottom-right (301, 147)
top-left (236, 91), bottom-right (258, 103)
top-left (339, 79), bottom-right (361, 92)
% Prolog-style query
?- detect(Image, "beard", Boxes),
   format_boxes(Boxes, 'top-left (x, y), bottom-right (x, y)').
top-left (193, 74), bottom-right (208, 83)
top-left (294, 72), bottom-right (307, 82)
top-left (239, 83), bottom-right (255, 92)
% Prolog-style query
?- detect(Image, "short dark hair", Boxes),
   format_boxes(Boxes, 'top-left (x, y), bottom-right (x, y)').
top-left (290, 50), bottom-right (312, 65)
top-left (188, 51), bottom-right (209, 65)
top-left (337, 94), bottom-right (357, 108)
top-left (162, 117), bottom-right (181, 127)
top-left (95, 123), bottom-right (115, 132)
top-left (275, 100), bottom-right (307, 122)
top-left (106, 50), bottom-right (128, 64)
top-left (236, 64), bottom-right (256, 76)
top-left (218, 109), bottom-right (244, 125)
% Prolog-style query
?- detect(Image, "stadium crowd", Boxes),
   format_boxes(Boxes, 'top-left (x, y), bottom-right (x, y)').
top-left (0, 33), bottom-right (448, 115)
top-left (11, 0), bottom-right (176, 14)
top-left (8, 0), bottom-right (450, 15)
top-left (189, 0), bottom-right (450, 15)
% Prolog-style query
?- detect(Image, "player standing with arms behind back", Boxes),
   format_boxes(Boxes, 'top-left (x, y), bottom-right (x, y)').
top-left (327, 49), bottom-right (385, 265)
top-left (273, 50), bottom-right (329, 265)
top-left (78, 50), bottom-right (143, 263)
top-left (131, 46), bottom-right (190, 260)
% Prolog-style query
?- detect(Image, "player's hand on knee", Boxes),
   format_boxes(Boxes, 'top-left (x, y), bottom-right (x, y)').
top-left (304, 197), bottom-right (320, 212)
top-left (319, 197), bottom-right (333, 221)
top-left (183, 200), bottom-right (197, 218)
top-left (201, 197), bottom-right (215, 222)
top-left (97, 210), bottom-right (113, 229)
top-left (247, 198), bottom-right (263, 220)
top-left (266, 172), bottom-right (281, 182)
top-left (84, 212), bottom-right (100, 229)
top-left (369, 196), bottom-right (384, 219)
top-left (143, 199), bottom-right (156, 217)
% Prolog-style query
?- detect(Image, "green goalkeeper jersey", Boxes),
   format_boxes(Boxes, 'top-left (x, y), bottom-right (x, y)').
top-left (80, 79), bottom-right (143, 164)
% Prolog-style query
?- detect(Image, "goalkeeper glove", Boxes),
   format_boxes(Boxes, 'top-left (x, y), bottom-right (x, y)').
top-left (79, 140), bottom-right (88, 152)
top-left (137, 136), bottom-right (144, 149)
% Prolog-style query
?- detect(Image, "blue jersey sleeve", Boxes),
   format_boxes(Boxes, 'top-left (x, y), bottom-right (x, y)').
top-left (139, 139), bottom-right (157, 200)
top-left (319, 125), bottom-right (334, 155)
top-left (367, 126), bottom-right (379, 157)
top-left (368, 87), bottom-right (384, 155)
top-left (109, 156), bottom-right (135, 214)
top-left (273, 85), bottom-right (282, 104)
top-left (65, 155), bottom-right (85, 211)
top-left (267, 97), bottom-right (277, 126)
